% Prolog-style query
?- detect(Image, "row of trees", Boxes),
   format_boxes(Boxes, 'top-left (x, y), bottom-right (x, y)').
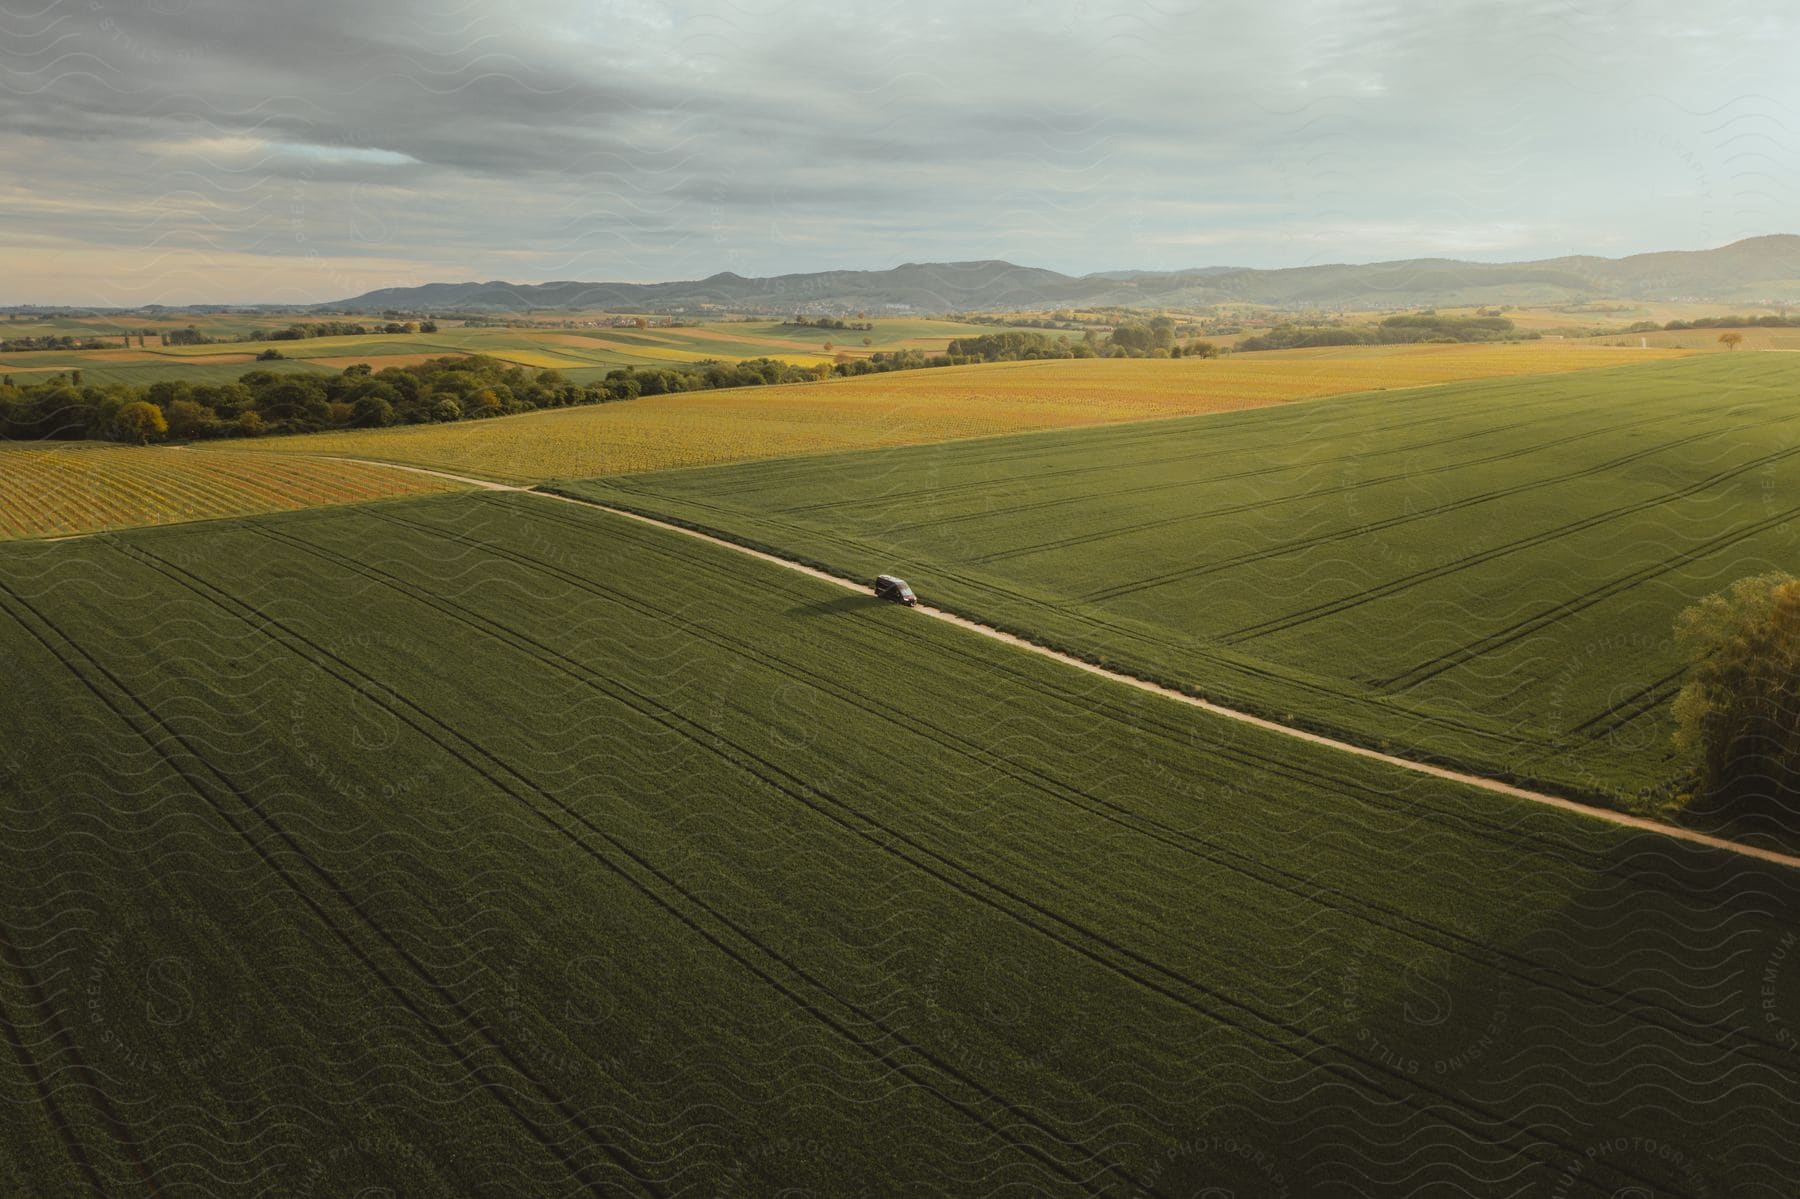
top-left (783, 316), bottom-right (873, 331)
top-left (249, 320), bottom-right (437, 340)
top-left (0, 357), bottom-right (635, 442)
top-left (1661, 314), bottom-right (1800, 331)
top-left (0, 340), bottom-right (1013, 443)
top-left (1101, 318), bottom-right (1219, 358)
top-left (943, 331), bottom-right (1095, 361)
top-left (12, 354), bottom-right (781, 441)
top-left (1238, 314), bottom-right (1526, 352)
top-left (0, 333), bottom-right (112, 352)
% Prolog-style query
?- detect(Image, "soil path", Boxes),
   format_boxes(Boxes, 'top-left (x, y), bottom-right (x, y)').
top-left (333, 456), bottom-right (1800, 872)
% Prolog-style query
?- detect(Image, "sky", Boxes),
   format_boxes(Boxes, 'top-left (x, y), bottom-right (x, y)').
top-left (3, 0), bottom-right (1797, 305)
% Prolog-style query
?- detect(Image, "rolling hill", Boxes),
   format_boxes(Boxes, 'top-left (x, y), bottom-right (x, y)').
top-left (324, 235), bottom-right (1800, 312)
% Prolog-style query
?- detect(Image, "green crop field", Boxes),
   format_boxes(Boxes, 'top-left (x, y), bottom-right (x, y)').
top-left (3, 489), bottom-right (1796, 1194)
top-left (556, 353), bottom-right (1800, 819)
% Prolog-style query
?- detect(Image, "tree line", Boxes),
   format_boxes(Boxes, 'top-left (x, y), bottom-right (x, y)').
top-left (944, 326), bottom-right (1218, 360)
top-left (1238, 314), bottom-right (1527, 352)
top-left (0, 334), bottom-right (114, 352)
top-left (248, 320), bottom-right (439, 340)
top-left (783, 316), bottom-right (873, 331)
top-left (1100, 318), bottom-right (1220, 358)
top-left (1639, 314), bottom-right (1800, 332)
top-left (0, 332), bottom-right (1059, 444)
top-left (1, 355), bottom-right (683, 442)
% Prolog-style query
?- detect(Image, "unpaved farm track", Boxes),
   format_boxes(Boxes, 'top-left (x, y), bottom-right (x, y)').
top-left (338, 457), bottom-right (1800, 873)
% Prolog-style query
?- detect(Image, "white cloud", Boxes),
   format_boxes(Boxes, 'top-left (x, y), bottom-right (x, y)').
top-left (2, 0), bottom-right (1796, 302)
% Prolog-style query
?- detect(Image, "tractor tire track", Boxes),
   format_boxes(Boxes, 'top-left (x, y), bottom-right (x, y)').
top-left (1084, 426), bottom-right (1787, 604)
top-left (1566, 668), bottom-right (1691, 741)
top-left (240, 514), bottom-right (1704, 1197)
top-left (337, 510), bottom-right (1800, 1072)
top-left (967, 402), bottom-right (1736, 564)
top-left (768, 369), bottom-right (1661, 519)
top-left (0, 917), bottom-right (118, 1196)
top-left (1377, 501), bottom-right (1800, 692)
top-left (1221, 442), bottom-right (1800, 644)
top-left (0, 572), bottom-right (663, 1197)
top-left (117, 535), bottom-right (1134, 1197)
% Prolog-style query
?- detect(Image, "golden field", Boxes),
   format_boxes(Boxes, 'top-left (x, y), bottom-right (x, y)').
top-left (0, 443), bottom-right (469, 540)
top-left (215, 341), bottom-right (1691, 484)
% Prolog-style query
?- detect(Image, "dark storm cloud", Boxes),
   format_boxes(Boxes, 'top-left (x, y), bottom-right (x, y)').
top-left (2, 0), bottom-right (1797, 302)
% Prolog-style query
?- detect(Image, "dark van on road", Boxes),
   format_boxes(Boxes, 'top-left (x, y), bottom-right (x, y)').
top-left (874, 575), bottom-right (917, 606)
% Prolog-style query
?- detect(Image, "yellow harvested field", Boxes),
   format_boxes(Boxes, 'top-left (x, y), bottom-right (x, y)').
top-left (0, 442), bottom-right (470, 540)
top-left (212, 341), bottom-right (1690, 485)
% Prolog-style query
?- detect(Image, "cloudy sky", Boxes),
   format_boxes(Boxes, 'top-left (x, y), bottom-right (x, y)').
top-left (3, 0), bottom-right (1797, 304)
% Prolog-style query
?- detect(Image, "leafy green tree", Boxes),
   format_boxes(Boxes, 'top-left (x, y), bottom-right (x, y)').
top-left (1672, 573), bottom-right (1800, 815)
top-left (146, 380), bottom-right (193, 410)
top-left (113, 401), bottom-right (167, 444)
top-left (164, 399), bottom-right (215, 440)
top-left (351, 395), bottom-right (396, 427)
top-left (192, 382), bottom-right (252, 419)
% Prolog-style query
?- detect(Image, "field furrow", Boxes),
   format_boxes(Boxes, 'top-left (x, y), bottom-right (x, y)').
top-left (335, 504), bottom-right (1799, 1076)
top-left (0, 570), bottom-right (653, 1194)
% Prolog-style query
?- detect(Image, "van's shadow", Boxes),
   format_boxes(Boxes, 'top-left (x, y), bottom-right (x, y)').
top-left (789, 595), bottom-right (877, 617)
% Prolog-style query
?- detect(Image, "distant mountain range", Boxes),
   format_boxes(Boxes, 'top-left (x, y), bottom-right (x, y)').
top-left (326, 236), bottom-right (1800, 313)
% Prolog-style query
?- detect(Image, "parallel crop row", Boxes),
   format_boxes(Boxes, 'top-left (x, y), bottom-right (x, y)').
top-left (554, 352), bottom-right (1800, 802)
top-left (0, 442), bottom-right (466, 539)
